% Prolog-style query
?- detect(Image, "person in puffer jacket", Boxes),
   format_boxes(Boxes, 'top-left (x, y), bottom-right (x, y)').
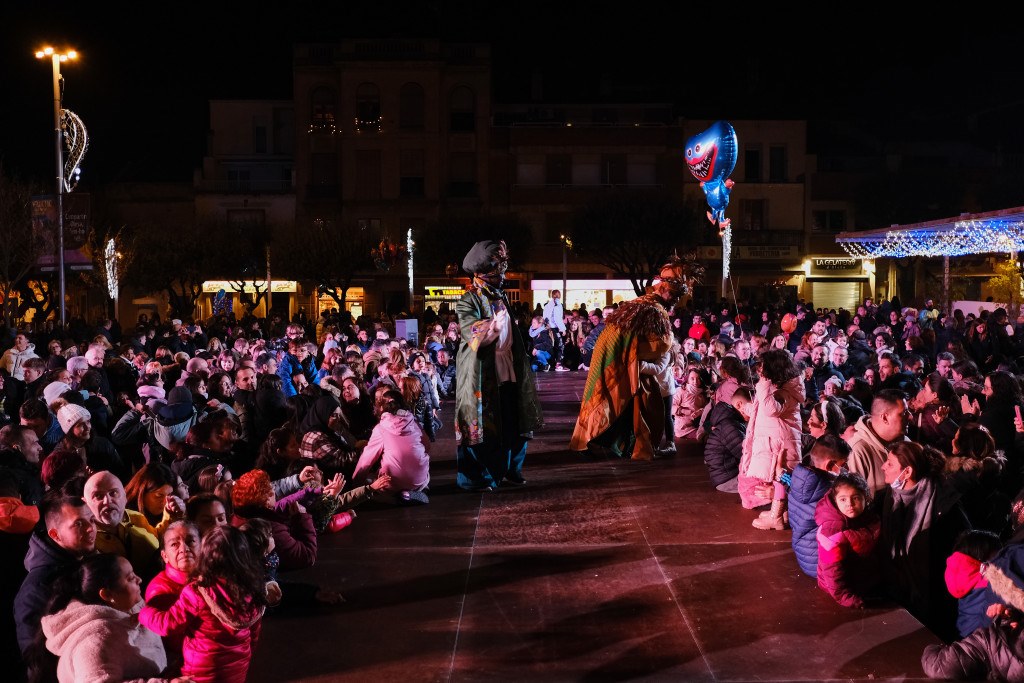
top-left (815, 471), bottom-right (880, 608)
top-left (702, 387), bottom-right (751, 491)
top-left (944, 529), bottom-right (1003, 639)
top-left (351, 389), bottom-right (430, 502)
top-left (140, 524), bottom-right (267, 683)
top-left (789, 434), bottom-right (849, 578)
top-left (922, 562), bottom-right (1024, 681)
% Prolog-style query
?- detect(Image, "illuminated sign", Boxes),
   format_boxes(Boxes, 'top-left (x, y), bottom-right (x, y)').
top-left (737, 246), bottom-right (798, 260)
top-left (425, 286), bottom-right (468, 297)
top-left (202, 280), bottom-right (297, 293)
top-left (812, 257), bottom-right (860, 272)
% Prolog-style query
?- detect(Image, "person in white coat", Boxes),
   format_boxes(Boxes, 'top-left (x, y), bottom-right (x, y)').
top-left (1, 333), bottom-right (40, 382)
top-left (542, 290), bottom-right (567, 370)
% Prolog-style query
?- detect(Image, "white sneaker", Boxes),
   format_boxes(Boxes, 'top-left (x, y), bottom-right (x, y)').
top-left (555, 365), bottom-right (570, 372)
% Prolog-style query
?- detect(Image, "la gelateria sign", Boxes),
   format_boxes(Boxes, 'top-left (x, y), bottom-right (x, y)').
top-left (810, 257), bottom-right (861, 275)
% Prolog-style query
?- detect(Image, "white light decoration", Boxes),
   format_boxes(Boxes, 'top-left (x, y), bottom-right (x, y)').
top-left (104, 238), bottom-right (118, 299)
top-left (721, 225), bottom-right (732, 280)
top-left (61, 108), bottom-right (88, 192)
top-left (837, 220), bottom-right (1024, 258)
top-left (407, 228), bottom-right (414, 311)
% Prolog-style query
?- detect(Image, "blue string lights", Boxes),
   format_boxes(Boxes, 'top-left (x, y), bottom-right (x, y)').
top-left (838, 220), bottom-right (1024, 258)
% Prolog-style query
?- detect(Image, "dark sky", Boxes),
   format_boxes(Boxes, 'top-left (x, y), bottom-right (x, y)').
top-left (3, 4), bottom-right (1023, 185)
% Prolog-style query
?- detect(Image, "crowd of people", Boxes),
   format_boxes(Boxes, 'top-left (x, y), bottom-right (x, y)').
top-left (6, 287), bottom-right (1024, 680)
top-left (0, 309), bottom-right (449, 682)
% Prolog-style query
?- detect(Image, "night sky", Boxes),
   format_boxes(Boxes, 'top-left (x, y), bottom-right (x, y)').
top-left (3, 4), bottom-right (1023, 186)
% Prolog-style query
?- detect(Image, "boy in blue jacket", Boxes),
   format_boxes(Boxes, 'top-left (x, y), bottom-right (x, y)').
top-left (788, 433), bottom-right (850, 578)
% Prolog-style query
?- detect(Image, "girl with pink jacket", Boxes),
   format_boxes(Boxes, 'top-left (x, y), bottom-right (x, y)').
top-left (738, 349), bottom-right (805, 529)
top-left (140, 524), bottom-right (267, 683)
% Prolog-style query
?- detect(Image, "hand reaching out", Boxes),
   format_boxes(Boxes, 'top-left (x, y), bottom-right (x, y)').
top-left (933, 405), bottom-right (950, 424)
top-left (323, 473), bottom-right (346, 498)
top-left (369, 471), bottom-right (392, 492)
top-left (299, 465), bottom-right (323, 487)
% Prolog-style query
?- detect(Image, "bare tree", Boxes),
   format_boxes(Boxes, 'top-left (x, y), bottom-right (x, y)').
top-left (0, 165), bottom-right (41, 328)
top-left (277, 217), bottom-right (376, 313)
top-left (571, 190), bottom-right (709, 295)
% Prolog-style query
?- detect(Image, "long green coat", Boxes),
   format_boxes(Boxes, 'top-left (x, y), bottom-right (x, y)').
top-left (454, 286), bottom-right (543, 446)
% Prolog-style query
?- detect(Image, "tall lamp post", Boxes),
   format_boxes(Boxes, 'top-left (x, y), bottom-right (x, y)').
top-left (559, 233), bottom-right (572, 305)
top-left (36, 46), bottom-right (77, 329)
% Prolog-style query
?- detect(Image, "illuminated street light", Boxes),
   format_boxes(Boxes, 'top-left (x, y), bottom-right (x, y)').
top-left (559, 233), bottom-right (572, 305)
top-left (35, 45), bottom-right (79, 328)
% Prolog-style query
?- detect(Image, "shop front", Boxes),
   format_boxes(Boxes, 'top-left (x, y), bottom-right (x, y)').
top-left (803, 256), bottom-right (872, 312)
top-left (199, 280), bottom-right (299, 319)
top-left (316, 286), bottom-right (365, 319)
top-left (529, 278), bottom-right (640, 313)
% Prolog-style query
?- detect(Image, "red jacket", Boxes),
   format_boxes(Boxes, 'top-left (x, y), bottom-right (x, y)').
top-left (815, 493), bottom-right (880, 608)
top-left (144, 563), bottom-right (190, 664)
top-left (140, 580), bottom-right (264, 683)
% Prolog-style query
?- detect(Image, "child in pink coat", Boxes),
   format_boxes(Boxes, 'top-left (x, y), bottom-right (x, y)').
top-left (352, 389), bottom-right (431, 503)
top-left (738, 348), bottom-right (805, 528)
top-left (140, 524), bottom-right (267, 683)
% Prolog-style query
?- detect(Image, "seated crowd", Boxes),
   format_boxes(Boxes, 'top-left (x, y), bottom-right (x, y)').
top-left (0, 309), bottom-right (449, 683)
top-left (7, 296), bottom-right (1024, 680)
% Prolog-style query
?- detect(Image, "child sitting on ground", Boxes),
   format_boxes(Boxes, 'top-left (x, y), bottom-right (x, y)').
top-left (703, 386), bottom-right (752, 494)
top-left (789, 433), bottom-right (851, 578)
top-left (944, 528), bottom-right (1003, 639)
top-left (815, 471), bottom-right (880, 608)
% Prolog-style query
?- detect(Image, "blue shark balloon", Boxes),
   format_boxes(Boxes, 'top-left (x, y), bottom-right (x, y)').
top-left (685, 120), bottom-right (738, 231)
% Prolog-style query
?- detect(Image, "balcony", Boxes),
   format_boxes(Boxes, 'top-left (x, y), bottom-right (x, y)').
top-left (446, 181), bottom-right (478, 198)
top-left (196, 179), bottom-right (293, 194)
top-left (304, 184), bottom-right (340, 200)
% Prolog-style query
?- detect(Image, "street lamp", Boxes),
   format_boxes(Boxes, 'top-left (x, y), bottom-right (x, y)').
top-left (35, 46), bottom-right (78, 329)
top-left (559, 233), bottom-right (572, 306)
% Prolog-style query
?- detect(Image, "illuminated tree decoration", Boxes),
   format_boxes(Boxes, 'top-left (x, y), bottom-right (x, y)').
top-left (371, 236), bottom-right (408, 271)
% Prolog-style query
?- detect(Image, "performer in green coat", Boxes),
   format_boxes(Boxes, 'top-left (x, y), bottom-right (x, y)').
top-left (455, 240), bottom-right (543, 491)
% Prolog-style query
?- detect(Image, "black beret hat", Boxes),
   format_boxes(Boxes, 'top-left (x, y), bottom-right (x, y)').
top-left (462, 240), bottom-right (504, 274)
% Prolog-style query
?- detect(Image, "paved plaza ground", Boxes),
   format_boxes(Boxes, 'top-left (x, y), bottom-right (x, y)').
top-left (250, 370), bottom-right (940, 683)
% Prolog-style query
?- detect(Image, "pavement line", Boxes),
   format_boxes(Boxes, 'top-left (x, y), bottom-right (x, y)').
top-left (446, 487), bottom-right (485, 682)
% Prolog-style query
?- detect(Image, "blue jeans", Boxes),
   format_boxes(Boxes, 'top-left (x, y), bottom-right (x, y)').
top-left (457, 382), bottom-right (527, 489)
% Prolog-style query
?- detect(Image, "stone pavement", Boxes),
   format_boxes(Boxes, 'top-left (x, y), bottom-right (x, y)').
top-left (249, 370), bottom-right (940, 682)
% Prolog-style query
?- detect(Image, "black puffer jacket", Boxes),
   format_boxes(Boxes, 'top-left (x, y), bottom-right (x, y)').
top-left (703, 401), bottom-right (746, 487)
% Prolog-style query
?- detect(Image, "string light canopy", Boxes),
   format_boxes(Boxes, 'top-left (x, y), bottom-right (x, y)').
top-left (835, 207), bottom-right (1024, 259)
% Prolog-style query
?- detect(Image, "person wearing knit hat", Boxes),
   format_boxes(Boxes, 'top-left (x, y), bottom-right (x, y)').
top-left (57, 404), bottom-right (91, 436)
top-left (56, 403), bottom-right (130, 484)
top-left (43, 381), bottom-right (73, 410)
top-left (454, 239), bottom-right (543, 492)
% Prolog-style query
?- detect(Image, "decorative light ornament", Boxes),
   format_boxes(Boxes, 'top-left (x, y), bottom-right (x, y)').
top-left (838, 220), bottom-right (1024, 258)
top-left (61, 108), bottom-right (88, 192)
top-left (104, 239), bottom-right (118, 299)
top-left (721, 224), bottom-right (732, 280)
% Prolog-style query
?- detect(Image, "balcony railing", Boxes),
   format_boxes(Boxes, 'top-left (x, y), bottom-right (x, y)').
top-left (196, 179), bottom-right (293, 194)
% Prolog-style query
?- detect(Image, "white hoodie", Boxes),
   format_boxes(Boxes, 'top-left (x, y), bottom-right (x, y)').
top-left (0, 342), bottom-right (38, 381)
top-left (41, 599), bottom-right (169, 683)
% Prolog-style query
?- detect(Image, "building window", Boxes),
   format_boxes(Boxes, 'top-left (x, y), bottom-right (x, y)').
top-left (627, 155), bottom-right (657, 186)
top-left (399, 83), bottom-right (425, 130)
top-left (744, 146), bottom-right (762, 183)
top-left (448, 153), bottom-right (477, 197)
top-left (356, 83), bottom-right (381, 132)
top-left (516, 160), bottom-right (544, 186)
top-left (253, 118), bottom-right (267, 154)
top-left (449, 86), bottom-right (475, 132)
top-left (354, 150), bottom-right (382, 200)
top-left (572, 156), bottom-right (600, 186)
top-left (357, 218), bottom-right (382, 236)
top-left (227, 169), bottom-right (251, 192)
top-left (310, 153), bottom-right (337, 186)
top-left (546, 154), bottom-right (571, 186)
top-left (812, 210), bottom-right (846, 233)
top-left (400, 149), bottom-right (425, 197)
top-left (602, 154), bottom-right (627, 185)
top-left (311, 87), bottom-right (337, 132)
top-left (273, 107), bottom-right (294, 155)
top-left (739, 198), bottom-right (766, 231)
top-left (769, 145), bottom-right (787, 182)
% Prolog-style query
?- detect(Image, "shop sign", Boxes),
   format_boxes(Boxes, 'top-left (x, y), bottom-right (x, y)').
top-left (737, 245), bottom-right (797, 259)
top-left (810, 257), bottom-right (861, 275)
top-left (202, 280), bottom-right (297, 293)
top-left (425, 286), bottom-right (467, 297)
